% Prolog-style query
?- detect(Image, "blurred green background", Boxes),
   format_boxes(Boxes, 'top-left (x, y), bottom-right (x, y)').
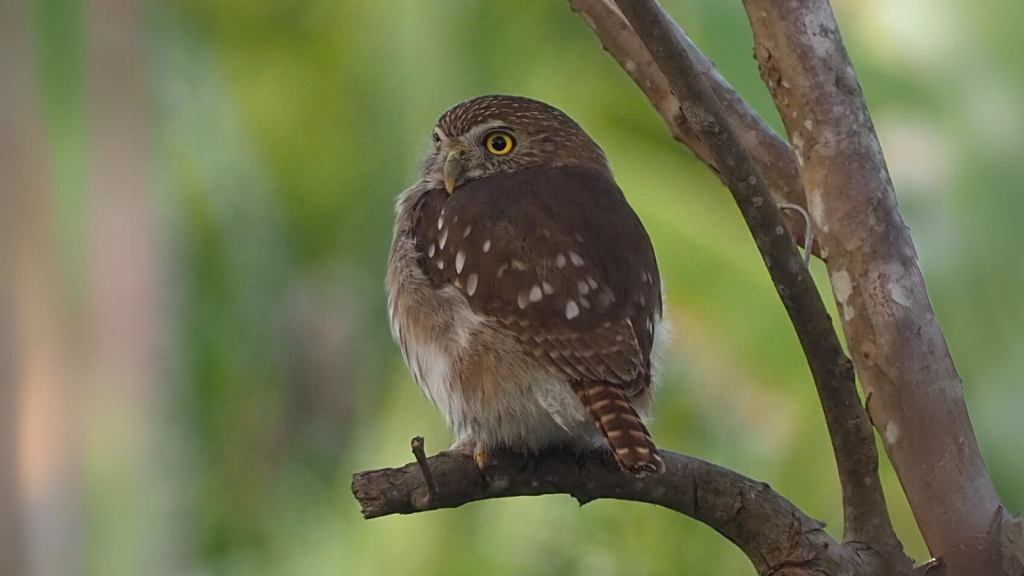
top-left (10, 0), bottom-right (1024, 574)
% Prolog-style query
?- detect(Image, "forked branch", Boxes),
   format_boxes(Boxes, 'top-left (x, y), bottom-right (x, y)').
top-left (566, 0), bottom-right (818, 256)
top-left (606, 0), bottom-right (908, 569)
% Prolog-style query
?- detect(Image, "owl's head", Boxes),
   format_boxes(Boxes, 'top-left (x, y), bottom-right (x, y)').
top-left (424, 95), bottom-right (610, 194)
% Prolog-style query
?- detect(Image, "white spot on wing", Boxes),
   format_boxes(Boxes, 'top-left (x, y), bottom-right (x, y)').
top-left (529, 285), bottom-right (543, 302)
top-left (568, 251), bottom-right (584, 267)
top-left (542, 281), bottom-right (554, 295)
top-left (463, 225), bottom-right (472, 238)
top-left (565, 300), bottom-right (580, 319)
top-left (439, 228), bottom-right (448, 250)
top-left (466, 273), bottom-right (478, 296)
top-left (482, 240), bottom-right (491, 253)
top-left (555, 253), bottom-right (566, 268)
top-left (455, 250), bottom-right (466, 274)
top-left (577, 280), bottom-right (590, 295)
top-left (428, 243), bottom-right (436, 258)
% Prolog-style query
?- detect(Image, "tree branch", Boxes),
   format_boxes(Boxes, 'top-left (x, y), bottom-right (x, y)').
top-left (566, 0), bottom-right (818, 256)
top-left (739, 1), bottom-right (1024, 573)
top-left (609, 0), bottom-right (908, 569)
top-left (352, 447), bottom-right (871, 575)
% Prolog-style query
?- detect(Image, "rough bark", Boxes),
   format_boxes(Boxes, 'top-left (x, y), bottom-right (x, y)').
top-left (354, 447), bottom-right (871, 575)
top-left (739, 1), bottom-right (1024, 574)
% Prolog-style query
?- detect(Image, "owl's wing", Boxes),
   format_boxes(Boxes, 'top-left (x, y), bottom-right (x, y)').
top-left (411, 165), bottom-right (662, 394)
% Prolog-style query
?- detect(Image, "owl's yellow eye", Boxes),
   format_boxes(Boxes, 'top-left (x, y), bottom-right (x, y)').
top-left (484, 131), bottom-right (516, 155)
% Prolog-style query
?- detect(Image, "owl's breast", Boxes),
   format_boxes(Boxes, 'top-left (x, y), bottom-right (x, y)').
top-left (386, 182), bottom-right (485, 430)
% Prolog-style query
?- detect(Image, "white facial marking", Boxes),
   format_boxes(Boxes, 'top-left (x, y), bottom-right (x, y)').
top-left (529, 285), bottom-right (543, 302)
top-left (555, 253), bottom-right (566, 268)
top-left (565, 299), bottom-right (580, 320)
top-left (568, 252), bottom-right (584, 267)
top-left (482, 240), bottom-right (491, 253)
top-left (466, 273), bottom-right (478, 296)
top-left (455, 250), bottom-right (466, 274)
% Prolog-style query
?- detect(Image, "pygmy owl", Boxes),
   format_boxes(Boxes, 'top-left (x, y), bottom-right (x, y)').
top-left (387, 95), bottom-right (667, 476)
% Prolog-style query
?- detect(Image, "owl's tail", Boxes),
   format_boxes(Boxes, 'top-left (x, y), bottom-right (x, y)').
top-left (571, 380), bottom-right (665, 477)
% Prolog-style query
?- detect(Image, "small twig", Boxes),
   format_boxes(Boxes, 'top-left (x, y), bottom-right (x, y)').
top-left (779, 203), bottom-right (815, 266)
top-left (410, 436), bottom-right (438, 503)
top-left (913, 558), bottom-right (946, 576)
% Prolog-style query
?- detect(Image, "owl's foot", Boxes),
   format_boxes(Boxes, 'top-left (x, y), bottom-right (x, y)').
top-left (452, 440), bottom-right (493, 482)
top-left (473, 443), bottom-right (491, 472)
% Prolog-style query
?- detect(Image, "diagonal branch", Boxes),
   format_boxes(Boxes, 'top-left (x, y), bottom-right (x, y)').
top-left (609, 0), bottom-right (908, 570)
top-left (739, 1), bottom-right (1023, 573)
top-left (352, 447), bottom-right (867, 575)
top-left (567, 0), bottom-right (818, 256)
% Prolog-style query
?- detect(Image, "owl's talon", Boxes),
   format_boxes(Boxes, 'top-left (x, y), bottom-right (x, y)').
top-left (473, 443), bottom-right (491, 472)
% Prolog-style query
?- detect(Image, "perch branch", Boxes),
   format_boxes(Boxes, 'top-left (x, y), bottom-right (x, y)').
top-left (740, 0), bottom-right (1023, 573)
top-left (353, 447), bottom-right (871, 575)
top-left (612, 0), bottom-right (908, 570)
top-left (566, 0), bottom-right (818, 256)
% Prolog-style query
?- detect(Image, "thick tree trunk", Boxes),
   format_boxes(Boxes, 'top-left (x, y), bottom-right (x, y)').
top-left (739, 1), bottom-right (1023, 573)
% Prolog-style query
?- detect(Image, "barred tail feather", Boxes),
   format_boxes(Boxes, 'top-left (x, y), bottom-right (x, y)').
top-left (571, 380), bottom-right (664, 476)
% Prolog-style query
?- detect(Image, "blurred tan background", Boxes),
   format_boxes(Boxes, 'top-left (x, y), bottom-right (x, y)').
top-left (4, 0), bottom-right (1023, 574)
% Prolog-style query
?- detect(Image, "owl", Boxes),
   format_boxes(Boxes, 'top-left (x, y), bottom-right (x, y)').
top-left (387, 95), bottom-right (667, 476)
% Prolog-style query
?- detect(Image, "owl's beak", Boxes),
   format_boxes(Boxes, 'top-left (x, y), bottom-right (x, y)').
top-left (443, 146), bottom-right (465, 194)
